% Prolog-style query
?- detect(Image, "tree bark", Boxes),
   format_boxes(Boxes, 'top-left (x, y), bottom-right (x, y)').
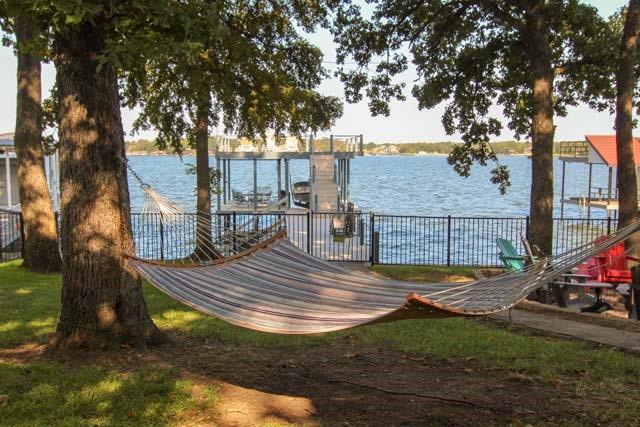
top-left (50, 21), bottom-right (166, 350)
top-left (616, 0), bottom-right (640, 256)
top-left (193, 90), bottom-right (221, 260)
top-left (525, 1), bottom-right (555, 256)
top-left (13, 16), bottom-right (61, 273)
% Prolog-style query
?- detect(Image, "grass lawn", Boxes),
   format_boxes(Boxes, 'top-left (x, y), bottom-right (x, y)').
top-left (1, 260), bottom-right (640, 425)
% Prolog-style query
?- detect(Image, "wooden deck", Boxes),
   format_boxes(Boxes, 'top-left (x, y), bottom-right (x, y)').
top-left (559, 197), bottom-right (640, 212)
top-left (285, 213), bottom-right (370, 262)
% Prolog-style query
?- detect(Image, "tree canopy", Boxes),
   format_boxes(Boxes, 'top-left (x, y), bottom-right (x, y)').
top-left (121, 0), bottom-right (342, 151)
top-left (332, 0), bottom-right (616, 194)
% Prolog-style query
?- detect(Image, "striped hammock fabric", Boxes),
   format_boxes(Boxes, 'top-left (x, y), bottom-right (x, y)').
top-left (128, 221), bottom-right (640, 335)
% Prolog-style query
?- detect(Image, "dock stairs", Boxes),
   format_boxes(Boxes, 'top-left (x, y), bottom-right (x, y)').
top-left (310, 154), bottom-right (338, 211)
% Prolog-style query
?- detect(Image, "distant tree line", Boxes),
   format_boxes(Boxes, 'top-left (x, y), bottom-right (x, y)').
top-left (125, 138), bottom-right (217, 154)
top-left (363, 141), bottom-right (582, 155)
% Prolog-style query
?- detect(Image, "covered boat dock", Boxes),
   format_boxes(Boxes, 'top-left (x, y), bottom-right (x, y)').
top-left (558, 135), bottom-right (640, 219)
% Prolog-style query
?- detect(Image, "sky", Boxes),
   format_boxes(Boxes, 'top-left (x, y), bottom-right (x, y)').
top-left (0, 0), bottom-right (627, 144)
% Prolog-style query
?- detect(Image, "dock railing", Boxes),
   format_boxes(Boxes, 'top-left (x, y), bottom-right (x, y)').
top-left (0, 209), bottom-right (618, 267)
top-left (215, 134), bottom-right (364, 156)
top-left (558, 140), bottom-right (589, 160)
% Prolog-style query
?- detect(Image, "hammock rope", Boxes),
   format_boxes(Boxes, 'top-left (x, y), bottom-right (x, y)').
top-left (125, 158), bottom-right (283, 264)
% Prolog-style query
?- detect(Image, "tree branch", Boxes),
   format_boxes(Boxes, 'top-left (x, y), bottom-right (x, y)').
top-left (476, 0), bottom-right (524, 30)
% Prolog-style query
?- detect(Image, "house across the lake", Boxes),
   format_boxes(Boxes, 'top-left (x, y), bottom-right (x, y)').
top-left (0, 133), bottom-right (19, 209)
top-left (0, 132), bottom-right (60, 211)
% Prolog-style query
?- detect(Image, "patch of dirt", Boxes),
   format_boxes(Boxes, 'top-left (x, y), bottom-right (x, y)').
top-left (0, 333), bottom-right (617, 426)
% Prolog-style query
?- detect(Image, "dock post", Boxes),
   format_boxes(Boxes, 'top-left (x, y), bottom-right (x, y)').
top-left (253, 158), bottom-right (258, 211)
top-left (277, 159), bottom-right (282, 196)
top-left (216, 158), bottom-right (221, 212)
top-left (607, 167), bottom-right (613, 206)
top-left (284, 159), bottom-right (290, 208)
top-left (560, 161), bottom-right (566, 219)
top-left (222, 158), bottom-right (227, 205)
top-left (228, 159), bottom-right (232, 202)
top-left (587, 163), bottom-right (593, 220)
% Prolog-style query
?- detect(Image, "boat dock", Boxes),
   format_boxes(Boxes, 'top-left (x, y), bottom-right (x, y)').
top-left (558, 135), bottom-right (640, 219)
top-left (214, 134), bottom-right (368, 261)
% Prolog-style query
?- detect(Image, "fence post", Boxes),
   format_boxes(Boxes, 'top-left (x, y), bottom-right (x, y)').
top-left (19, 212), bottom-right (25, 259)
top-left (607, 216), bottom-right (612, 235)
top-left (369, 213), bottom-right (375, 264)
top-left (525, 215), bottom-right (530, 241)
top-left (231, 212), bottom-right (237, 254)
top-left (372, 231), bottom-right (380, 265)
top-left (306, 211), bottom-right (312, 254)
top-left (159, 215), bottom-right (164, 261)
top-left (446, 215), bottom-right (451, 267)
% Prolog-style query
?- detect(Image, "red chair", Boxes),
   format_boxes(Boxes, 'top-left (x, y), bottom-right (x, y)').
top-left (582, 236), bottom-right (639, 286)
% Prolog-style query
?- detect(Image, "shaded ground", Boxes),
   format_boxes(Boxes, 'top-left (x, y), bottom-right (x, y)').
top-left (0, 332), bottom-right (610, 427)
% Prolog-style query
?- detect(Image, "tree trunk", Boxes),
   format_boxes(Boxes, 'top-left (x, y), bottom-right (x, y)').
top-left (50, 22), bottom-right (166, 350)
top-left (194, 90), bottom-right (221, 260)
top-left (616, 0), bottom-right (640, 256)
top-left (525, 1), bottom-right (555, 256)
top-left (13, 16), bottom-right (61, 273)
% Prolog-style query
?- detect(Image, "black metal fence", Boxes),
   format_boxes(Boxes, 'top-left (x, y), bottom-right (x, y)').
top-left (0, 208), bottom-right (619, 267)
top-left (0, 208), bottom-right (23, 261)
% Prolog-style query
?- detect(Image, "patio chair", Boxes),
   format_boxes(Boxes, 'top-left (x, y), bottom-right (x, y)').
top-left (590, 236), bottom-right (640, 286)
top-left (496, 238), bottom-right (528, 271)
top-left (232, 189), bottom-right (249, 205)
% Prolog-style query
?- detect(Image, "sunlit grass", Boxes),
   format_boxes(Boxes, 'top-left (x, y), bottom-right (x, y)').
top-left (370, 264), bottom-right (476, 282)
top-left (0, 362), bottom-right (219, 427)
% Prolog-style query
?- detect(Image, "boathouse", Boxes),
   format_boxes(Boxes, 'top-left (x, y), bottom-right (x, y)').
top-left (558, 134), bottom-right (640, 219)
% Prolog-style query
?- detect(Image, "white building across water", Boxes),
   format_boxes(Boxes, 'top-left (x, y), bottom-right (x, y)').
top-left (0, 132), bottom-right (60, 211)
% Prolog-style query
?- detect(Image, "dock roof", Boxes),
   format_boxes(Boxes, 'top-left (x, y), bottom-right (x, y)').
top-left (585, 134), bottom-right (640, 167)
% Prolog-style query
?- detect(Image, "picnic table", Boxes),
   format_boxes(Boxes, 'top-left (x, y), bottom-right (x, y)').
top-left (554, 272), bottom-right (614, 313)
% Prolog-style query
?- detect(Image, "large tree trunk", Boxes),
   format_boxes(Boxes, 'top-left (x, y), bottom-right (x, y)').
top-left (13, 16), bottom-right (61, 273)
top-left (194, 91), bottom-right (219, 260)
top-left (50, 22), bottom-right (166, 350)
top-left (525, 1), bottom-right (555, 256)
top-left (616, 0), bottom-right (640, 256)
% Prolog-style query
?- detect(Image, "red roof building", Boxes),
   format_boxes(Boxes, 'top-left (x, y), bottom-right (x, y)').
top-left (558, 135), bottom-right (640, 219)
top-left (585, 135), bottom-right (640, 167)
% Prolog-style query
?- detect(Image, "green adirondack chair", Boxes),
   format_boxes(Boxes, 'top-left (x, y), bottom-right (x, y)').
top-left (496, 238), bottom-right (527, 271)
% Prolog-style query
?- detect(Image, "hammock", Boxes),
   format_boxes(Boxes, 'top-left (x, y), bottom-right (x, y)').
top-left (124, 161), bottom-right (640, 334)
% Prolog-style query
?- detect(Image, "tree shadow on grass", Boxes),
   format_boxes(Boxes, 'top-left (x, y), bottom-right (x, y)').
top-left (0, 362), bottom-right (218, 427)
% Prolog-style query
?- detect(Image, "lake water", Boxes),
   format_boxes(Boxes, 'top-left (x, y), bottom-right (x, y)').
top-left (127, 154), bottom-right (614, 218)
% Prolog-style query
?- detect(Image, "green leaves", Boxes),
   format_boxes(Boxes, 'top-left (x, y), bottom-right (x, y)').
top-left (122, 0), bottom-right (343, 152)
top-left (333, 0), bottom-right (617, 193)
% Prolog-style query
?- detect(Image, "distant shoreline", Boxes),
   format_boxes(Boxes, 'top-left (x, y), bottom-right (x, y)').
top-left (125, 151), bottom-right (531, 157)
